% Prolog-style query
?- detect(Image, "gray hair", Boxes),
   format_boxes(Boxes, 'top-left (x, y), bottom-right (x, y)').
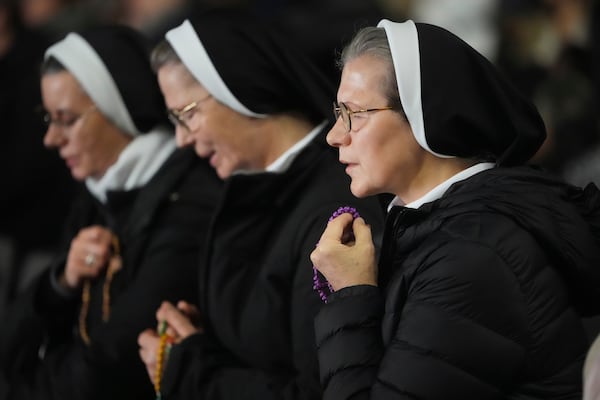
top-left (150, 40), bottom-right (182, 73)
top-left (339, 27), bottom-right (404, 115)
top-left (150, 39), bottom-right (199, 87)
top-left (40, 56), bottom-right (66, 75)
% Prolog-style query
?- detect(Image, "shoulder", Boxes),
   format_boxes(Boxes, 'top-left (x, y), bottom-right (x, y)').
top-left (149, 147), bottom-right (222, 204)
top-left (400, 210), bottom-right (545, 293)
top-left (384, 207), bottom-right (543, 306)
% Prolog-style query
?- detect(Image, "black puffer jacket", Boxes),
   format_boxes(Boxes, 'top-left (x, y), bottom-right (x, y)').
top-left (315, 166), bottom-right (600, 399)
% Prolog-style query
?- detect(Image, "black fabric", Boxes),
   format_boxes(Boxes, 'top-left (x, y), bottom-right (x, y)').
top-left (315, 166), bottom-right (600, 399)
top-left (77, 25), bottom-right (169, 132)
top-left (186, 10), bottom-right (335, 124)
top-left (159, 126), bottom-right (386, 400)
top-left (0, 147), bottom-right (223, 400)
top-left (414, 23), bottom-right (546, 166)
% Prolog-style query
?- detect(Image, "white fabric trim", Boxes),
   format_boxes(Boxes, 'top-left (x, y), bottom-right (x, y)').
top-left (266, 120), bottom-right (327, 173)
top-left (85, 128), bottom-right (177, 203)
top-left (45, 33), bottom-right (140, 136)
top-left (166, 19), bottom-right (266, 118)
top-left (387, 162), bottom-right (495, 211)
top-left (377, 19), bottom-right (451, 159)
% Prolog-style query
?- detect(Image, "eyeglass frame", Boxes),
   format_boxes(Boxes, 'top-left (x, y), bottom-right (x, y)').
top-left (333, 101), bottom-right (394, 132)
top-left (42, 105), bottom-right (97, 132)
top-left (167, 94), bottom-right (212, 131)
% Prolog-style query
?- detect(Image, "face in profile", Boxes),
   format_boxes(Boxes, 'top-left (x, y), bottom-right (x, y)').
top-left (157, 62), bottom-right (265, 179)
top-left (327, 55), bottom-right (424, 198)
top-left (41, 71), bottom-right (130, 181)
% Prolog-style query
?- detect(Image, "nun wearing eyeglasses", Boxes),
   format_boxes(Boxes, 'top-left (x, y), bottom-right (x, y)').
top-left (310, 19), bottom-right (600, 399)
top-left (0, 25), bottom-right (222, 399)
top-left (135, 11), bottom-right (385, 400)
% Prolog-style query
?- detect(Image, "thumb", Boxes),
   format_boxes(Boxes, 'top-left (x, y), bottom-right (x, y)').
top-left (321, 213), bottom-right (354, 243)
top-left (158, 302), bottom-right (196, 338)
top-left (352, 217), bottom-right (373, 244)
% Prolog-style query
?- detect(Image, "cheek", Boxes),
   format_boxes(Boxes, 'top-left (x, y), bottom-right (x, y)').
top-left (356, 132), bottom-right (398, 186)
top-left (195, 114), bottom-right (222, 143)
top-left (220, 139), bottom-right (244, 169)
top-left (76, 133), bottom-right (99, 160)
top-left (212, 121), bottom-right (242, 154)
top-left (77, 145), bottom-right (99, 177)
top-left (356, 135), bottom-right (384, 171)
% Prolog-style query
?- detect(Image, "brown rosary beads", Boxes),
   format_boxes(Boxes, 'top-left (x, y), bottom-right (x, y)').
top-left (78, 235), bottom-right (122, 345)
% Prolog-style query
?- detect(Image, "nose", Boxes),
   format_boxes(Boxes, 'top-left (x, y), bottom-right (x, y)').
top-left (326, 119), bottom-right (349, 148)
top-left (43, 124), bottom-right (66, 148)
top-left (174, 125), bottom-right (195, 148)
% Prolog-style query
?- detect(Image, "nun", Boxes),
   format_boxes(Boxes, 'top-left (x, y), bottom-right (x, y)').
top-left (136, 11), bottom-right (385, 400)
top-left (0, 25), bottom-right (222, 399)
top-left (310, 19), bottom-right (600, 399)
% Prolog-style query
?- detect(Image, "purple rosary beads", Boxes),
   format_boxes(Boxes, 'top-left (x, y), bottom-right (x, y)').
top-left (312, 206), bottom-right (360, 303)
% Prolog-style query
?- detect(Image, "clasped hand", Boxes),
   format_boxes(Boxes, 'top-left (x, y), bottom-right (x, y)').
top-left (61, 225), bottom-right (114, 290)
top-left (310, 212), bottom-right (378, 291)
top-left (137, 301), bottom-right (203, 384)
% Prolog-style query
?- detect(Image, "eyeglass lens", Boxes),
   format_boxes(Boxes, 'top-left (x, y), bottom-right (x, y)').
top-left (333, 102), bottom-right (352, 132)
top-left (42, 107), bottom-right (95, 129)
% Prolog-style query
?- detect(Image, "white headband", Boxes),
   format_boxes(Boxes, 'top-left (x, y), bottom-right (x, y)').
top-left (377, 19), bottom-right (452, 158)
top-left (165, 19), bottom-right (266, 118)
top-left (45, 33), bottom-right (140, 136)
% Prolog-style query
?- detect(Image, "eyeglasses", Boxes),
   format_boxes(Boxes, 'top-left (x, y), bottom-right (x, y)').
top-left (167, 94), bottom-right (212, 131)
top-left (42, 105), bottom-right (97, 132)
top-left (333, 101), bottom-right (393, 132)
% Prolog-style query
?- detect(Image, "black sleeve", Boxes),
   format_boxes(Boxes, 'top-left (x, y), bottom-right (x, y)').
top-left (315, 285), bottom-right (385, 400)
top-left (161, 331), bottom-right (317, 400)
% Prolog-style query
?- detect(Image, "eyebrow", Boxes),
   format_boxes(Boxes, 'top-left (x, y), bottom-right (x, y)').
top-left (52, 108), bottom-right (79, 116)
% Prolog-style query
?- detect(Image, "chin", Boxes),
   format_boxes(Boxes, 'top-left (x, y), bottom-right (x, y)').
top-left (215, 165), bottom-right (233, 180)
top-left (349, 182), bottom-right (372, 198)
top-left (216, 170), bottom-right (230, 180)
top-left (71, 170), bottom-right (87, 182)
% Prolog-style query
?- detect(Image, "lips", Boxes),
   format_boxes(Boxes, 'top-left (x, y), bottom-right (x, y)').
top-left (63, 156), bottom-right (77, 169)
top-left (340, 159), bottom-right (355, 174)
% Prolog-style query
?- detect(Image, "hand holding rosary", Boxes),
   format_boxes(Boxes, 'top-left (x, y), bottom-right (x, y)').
top-left (79, 235), bottom-right (122, 345)
top-left (312, 206), bottom-right (360, 303)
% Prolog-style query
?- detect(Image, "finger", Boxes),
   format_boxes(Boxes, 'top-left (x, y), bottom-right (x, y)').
top-left (309, 247), bottom-right (322, 269)
top-left (64, 248), bottom-right (107, 288)
top-left (165, 325), bottom-right (179, 341)
top-left (80, 247), bottom-right (108, 267)
top-left (74, 264), bottom-right (106, 280)
top-left (177, 301), bottom-right (202, 328)
top-left (83, 225), bottom-right (113, 242)
top-left (137, 340), bottom-right (157, 382)
top-left (320, 213), bottom-right (354, 243)
top-left (177, 301), bottom-right (200, 321)
top-left (157, 302), bottom-right (198, 339)
top-left (156, 301), bottom-right (175, 321)
top-left (176, 300), bottom-right (193, 313)
top-left (138, 328), bottom-right (159, 348)
top-left (352, 217), bottom-right (373, 244)
top-left (139, 347), bottom-right (153, 367)
top-left (83, 226), bottom-right (113, 247)
top-left (71, 237), bottom-right (112, 268)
